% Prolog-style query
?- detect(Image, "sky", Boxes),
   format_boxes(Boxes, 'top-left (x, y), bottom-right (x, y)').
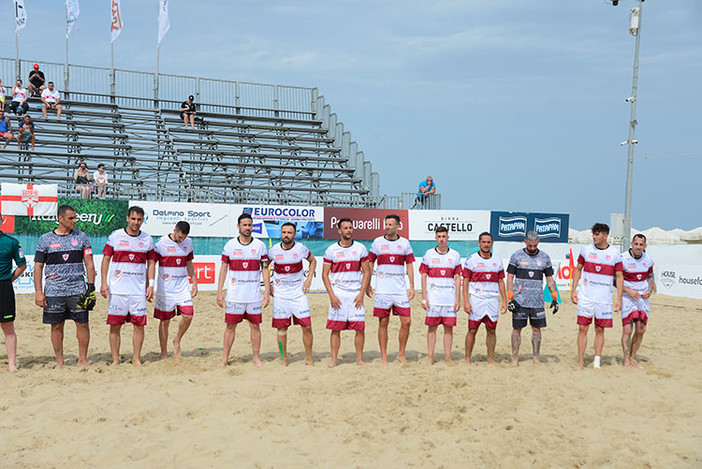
top-left (2, 0), bottom-right (700, 230)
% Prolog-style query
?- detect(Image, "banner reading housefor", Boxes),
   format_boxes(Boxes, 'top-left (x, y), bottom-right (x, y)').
top-left (323, 208), bottom-right (408, 240)
top-left (490, 211), bottom-right (569, 243)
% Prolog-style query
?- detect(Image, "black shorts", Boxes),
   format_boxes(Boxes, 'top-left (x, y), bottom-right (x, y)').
top-left (43, 294), bottom-right (89, 324)
top-left (512, 306), bottom-right (547, 329)
top-left (0, 280), bottom-right (16, 322)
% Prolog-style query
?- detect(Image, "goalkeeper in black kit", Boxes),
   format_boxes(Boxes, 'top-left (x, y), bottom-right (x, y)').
top-left (33, 205), bottom-right (96, 367)
top-left (505, 231), bottom-right (559, 367)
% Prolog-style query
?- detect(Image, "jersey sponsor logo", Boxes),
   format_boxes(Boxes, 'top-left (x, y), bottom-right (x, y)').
top-left (119, 241), bottom-right (129, 247)
top-left (588, 253), bottom-right (597, 260)
top-left (275, 255), bottom-right (284, 261)
top-left (114, 269), bottom-right (122, 278)
top-left (167, 248), bottom-right (177, 253)
top-left (536, 260), bottom-right (542, 266)
top-left (335, 252), bottom-right (345, 259)
top-left (71, 238), bottom-right (78, 246)
top-left (381, 245), bottom-right (390, 252)
top-left (519, 261), bottom-right (529, 266)
top-left (162, 273), bottom-right (171, 282)
top-left (477, 263), bottom-right (485, 268)
top-left (233, 249), bottom-right (242, 256)
top-left (378, 271), bottom-right (385, 278)
top-left (293, 253), bottom-right (299, 259)
top-left (138, 242), bottom-right (145, 248)
top-left (432, 258), bottom-right (441, 265)
top-left (50, 243), bottom-right (62, 248)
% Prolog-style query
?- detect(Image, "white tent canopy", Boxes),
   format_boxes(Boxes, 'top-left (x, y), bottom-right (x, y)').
top-left (568, 227), bottom-right (702, 245)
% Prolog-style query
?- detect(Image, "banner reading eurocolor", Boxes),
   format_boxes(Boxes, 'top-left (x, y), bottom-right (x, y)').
top-left (12, 198), bottom-right (127, 235)
top-left (490, 211), bottom-right (569, 243)
top-left (235, 204), bottom-right (324, 239)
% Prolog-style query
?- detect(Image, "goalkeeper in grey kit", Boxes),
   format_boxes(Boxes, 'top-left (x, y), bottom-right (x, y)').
top-left (34, 205), bottom-right (96, 367)
top-left (505, 231), bottom-right (559, 366)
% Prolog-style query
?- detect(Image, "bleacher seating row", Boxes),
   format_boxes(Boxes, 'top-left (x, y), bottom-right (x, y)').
top-left (0, 95), bottom-right (370, 205)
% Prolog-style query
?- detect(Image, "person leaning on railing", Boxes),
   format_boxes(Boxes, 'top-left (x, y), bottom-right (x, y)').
top-left (413, 176), bottom-right (436, 209)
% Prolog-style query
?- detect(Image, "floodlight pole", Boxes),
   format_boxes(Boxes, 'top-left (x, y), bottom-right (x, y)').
top-left (622, 0), bottom-right (643, 251)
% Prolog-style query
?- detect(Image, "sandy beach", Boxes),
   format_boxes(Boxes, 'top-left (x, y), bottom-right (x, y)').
top-left (1, 291), bottom-right (701, 467)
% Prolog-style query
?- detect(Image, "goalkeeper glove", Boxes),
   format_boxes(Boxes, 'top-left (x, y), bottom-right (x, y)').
top-left (550, 299), bottom-right (559, 315)
top-left (77, 283), bottom-right (97, 311)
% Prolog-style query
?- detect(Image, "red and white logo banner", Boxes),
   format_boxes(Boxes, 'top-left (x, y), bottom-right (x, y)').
top-left (0, 183), bottom-right (58, 216)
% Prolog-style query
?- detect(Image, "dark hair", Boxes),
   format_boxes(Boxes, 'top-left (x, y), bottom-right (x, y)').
top-left (591, 223), bottom-right (610, 235)
top-left (58, 204), bottom-right (75, 217)
top-left (337, 217), bottom-right (352, 229)
top-left (175, 221), bottom-right (190, 235)
top-left (281, 222), bottom-right (296, 231)
top-left (478, 231), bottom-right (493, 242)
top-left (78, 161), bottom-right (87, 168)
top-left (632, 233), bottom-right (646, 243)
top-left (384, 214), bottom-right (401, 225)
top-left (435, 225), bottom-right (448, 234)
top-left (48, 81), bottom-right (54, 86)
top-left (238, 213), bottom-right (253, 223)
top-left (97, 163), bottom-right (105, 169)
top-left (128, 206), bottom-right (145, 217)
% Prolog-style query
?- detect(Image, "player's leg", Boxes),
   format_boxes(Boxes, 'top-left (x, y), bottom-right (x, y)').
top-left (1, 322), bottom-right (18, 372)
top-left (427, 325), bottom-right (438, 364)
top-left (621, 321), bottom-right (633, 368)
top-left (630, 319), bottom-right (647, 368)
top-left (531, 326), bottom-right (542, 364)
top-left (576, 324), bottom-right (589, 370)
top-left (220, 323), bottom-right (237, 367)
top-left (249, 321), bottom-right (262, 367)
top-left (301, 326), bottom-right (313, 366)
top-left (511, 328), bottom-right (522, 366)
top-left (173, 314), bottom-right (193, 359)
top-left (158, 317), bottom-right (171, 359)
top-left (50, 321), bottom-right (66, 367)
top-left (397, 314), bottom-right (411, 363)
top-left (75, 321), bottom-right (90, 366)
top-left (465, 326), bottom-right (478, 363)
top-left (593, 325), bottom-right (605, 370)
top-left (378, 316), bottom-right (390, 366)
top-left (132, 324), bottom-right (145, 367)
top-left (354, 329), bottom-right (366, 366)
top-left (109, 324), bottom-right (122, 365)
top-left (277, 326), bottom-right (289, 365)
top-left (443, 324), bottom-right (454, 365)
top-left (485, 325), bottom-right (497, 364)
top-left (329, 330), bottom-right (341, 368)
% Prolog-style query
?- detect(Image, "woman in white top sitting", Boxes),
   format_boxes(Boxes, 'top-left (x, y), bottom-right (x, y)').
top-left (9, 79), bottom-right (28, 116)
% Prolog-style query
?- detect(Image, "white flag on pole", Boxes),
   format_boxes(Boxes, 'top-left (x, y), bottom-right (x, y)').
top-left (158, 0), bottom-right (170, 46)
top-left (13, 0), bottom-right (27, 32)
top-left (66, 0), bottom-right (80, 38)
top-left (0, 183), bottom-right (58, 216)
top-left (110, 0), bottom-right (123, 43)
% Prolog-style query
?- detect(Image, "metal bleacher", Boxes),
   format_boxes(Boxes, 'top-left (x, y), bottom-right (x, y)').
top-left (0, 57), bottom-right (409, 207)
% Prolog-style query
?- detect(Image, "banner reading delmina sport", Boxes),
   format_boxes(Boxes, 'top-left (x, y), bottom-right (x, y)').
top-left (134, 200), bottom-right (233, 237)
top-left (490, 211), bottom-right (569, 243)
top-left (234, 205), bottom-right (325, 239)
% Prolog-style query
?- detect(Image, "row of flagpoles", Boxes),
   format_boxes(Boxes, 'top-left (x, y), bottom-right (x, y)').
top-left (11, 0), bottom-right (171, 98)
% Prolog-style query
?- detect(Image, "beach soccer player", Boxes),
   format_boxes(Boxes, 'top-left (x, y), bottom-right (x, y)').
top-left (101, 206), bottom-right (157, 366)
top-left (153, 221), bottom-right (197, 359)
top-left (571, 223), bottom-right (623, 370)
top-left (322, 217), bottom-right (371, 367)
top-left (217, 213), bottom-right (271, 367)
top-left (419, 226), bottom-right (462, 365)
top-left (506, 231), bottom-right (558, 366)
top-left (0, 230), bottom-right (26, 372)
top-left (34, 204), bottom-right (96, 367)
top-left (367, 214), bottom-right (415, 365)
top-left (462, 232), bottom-right (507, 364)
top-left (621, 233), bottom-right (656, 369)
top-left (268, 222), bottom-right (317, 366)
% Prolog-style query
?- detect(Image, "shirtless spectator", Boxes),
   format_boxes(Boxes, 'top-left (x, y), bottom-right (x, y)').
top-left (41, 82), bottom-right (62, 119)
top-left (17, 114), bottom-right (35, 151)
top-left (28, 64), bottom-right (47, 97)
top-left (180, 95), bottom-right (197, 128)
top-left (9, 80), bottom-right (29, 116)
top-left (0, 110), bottom-right (15, 149)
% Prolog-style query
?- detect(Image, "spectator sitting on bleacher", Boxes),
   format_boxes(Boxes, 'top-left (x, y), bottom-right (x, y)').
top-left (413, 175), bottom-right (436, 209)
top-left (0, 79), bottom-right (6, 113)
top-left (9, 79), bottom-right (28, 116)
top-left (41, 82), bottom-right (62, 119)
top-left (94, 164), bottom-right (109, 199)
top-left (17, 115), bottom-right (35, 151)
top-left (0, 110), bottom-right (15, 149)
top-left (180, 95), bottom-right (197, 128)
top-left (28, 64), bottom-right (46, 97)
top-left (74, 161), bottom-right (91, 199)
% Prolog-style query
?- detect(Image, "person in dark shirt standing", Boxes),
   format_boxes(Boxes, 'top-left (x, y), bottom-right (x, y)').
top-left (180, 95), bottom-right (197, 128)
top-left (0, 231), bottom-right (27, 372)
top-left (34, 205), bottom-right (96, 367)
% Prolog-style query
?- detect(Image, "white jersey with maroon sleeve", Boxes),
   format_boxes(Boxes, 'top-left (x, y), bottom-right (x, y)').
top-left (102, 229), bottom-right (156, 296)
top-left (269, 241), bottom-right (311, 298)
top-left (461, 252), bottom-right (505, 299)
top-left (419, 248), bottom-right (462, 306)
top-left (155, 234), bottom-right (194, 301)
top-left (576, 244), bottom-right (623, 304)
top-left (368, 236), bottom-right (415, 294)
top-left (622, 250), bottom-right (653, 295)
top-left (323, 241), bottom-right (368, 294)
top-left (221, 237), bottom-right (268, 303)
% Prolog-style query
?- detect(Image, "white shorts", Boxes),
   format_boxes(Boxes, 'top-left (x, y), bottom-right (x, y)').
top-left (327, 292), bottom-right (365, 331)
top-left (468, 296), bottom-right (498, 323)
top-left (154, 295), bottom-right (194, 319)
top-left (225, 301), bottom-right (262, 324)
top-left (426, 305), bottom-right (457, 327)
top-left (577, 298), bottom-right (613, 328)
top-left (373, 292), bottom-right (411, 317)
top-left (107, 294), bottom-right (147, 326)
top-left (272, 295), bottom-right (311, 319)
top-left (622, 294), bottom-right (649, 325)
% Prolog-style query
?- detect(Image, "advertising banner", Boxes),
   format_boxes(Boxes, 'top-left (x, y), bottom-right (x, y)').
top-left (135, 201), bottom-right (232, 238)
top-left (233, 204), bottom-right (324, 240)
top-left (11, 198), bottom-right (128, 236)
top-left (490, 211), bottom-right (569, 243)
top-left (409, 210), bottom-right (490, 241)
top-left (323, 208), bottom-right (408, 240)
top-left (655, 264), bottom-right (702, 299)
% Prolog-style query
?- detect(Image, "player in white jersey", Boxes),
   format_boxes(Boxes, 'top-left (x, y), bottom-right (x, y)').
top-left (154, 221), bottom-right (197, 359)
top-left (367, 214), bottom-right (415, 365)
top-left (269, 222), bottom-right (317, 366)
top-left (571, 223), bottom-right (624, 370)
top-left (621, 233), bottom-right (656, 369)
top-left (217, 213), bottom-right (271, 367)
top-left (100, 206), bottom-right (157, 366)
top-left (322, 217), bottom-right (371, 367)
top-left (462, 232), bottom-right (507, 364)
top-left (419, 226), bottom-right (461, 365)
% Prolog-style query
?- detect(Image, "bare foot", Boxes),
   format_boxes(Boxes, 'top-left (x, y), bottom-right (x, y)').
top-left (624, 358), bottom-right (631, 370)
top-left (328, 361), bottom-right (337, 368)
top-left (281, 358), bottom-right (289, 367)
top-left (305, 358), bottom-right (314, 366)
top-left (356, 360), bottom-right (369, 367)
top-left (381, 358), bottom-right (388, 367)
top-left (427, 356), bottom-right (435, 365)
top-left (253, 356), bottom-right (263, 368)
top-left (8, 363), bottom-right (18, 372)
top-left (511, 358), bottom-right (519, 367)
top-left (397, 355), bottom-right (408, 364)
top-left (464, 357), bottom-right (472, 364)
top-left (572, 362), bottom-right (584, 371)
top-left (487, 359), bottom-right (495, 364)
top-left (173, 340), bottom-right (182, 358)
top-left (631, 359), bottom-right (644, 369)
top-left (77, 360), bottom-right (89, 367)
top-left (533, 358), bottom-right (543, 366)
top-left (133, 360), bottom-right (142, 367)
top-left (56, 358), bottom-right (64, 368)
top-left (217, 360), bottom-right (227, 368)
top-left (111, 360), bottom-right (120, 366)
top-left (445, 358), bottom-right (455, 367)
top-left (160, 353), bottom-right (168, 360)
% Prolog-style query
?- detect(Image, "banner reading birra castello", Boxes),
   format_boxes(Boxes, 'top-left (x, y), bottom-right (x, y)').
top-left (11, 198), bottom-right (128, 235)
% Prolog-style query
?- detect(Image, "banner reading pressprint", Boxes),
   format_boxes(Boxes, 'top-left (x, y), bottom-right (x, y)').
top-left (490, 211), bottom-right (569, 243)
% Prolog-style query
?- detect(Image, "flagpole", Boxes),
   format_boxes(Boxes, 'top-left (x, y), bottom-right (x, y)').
top-left (110, 42), bottom-right (115, 102)
top-left (154, 44), bottom-right (160, 104)
top-left (65, 3), bottom-right (70, 96)
top-left (15, 31), bottom-right (20, 81)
